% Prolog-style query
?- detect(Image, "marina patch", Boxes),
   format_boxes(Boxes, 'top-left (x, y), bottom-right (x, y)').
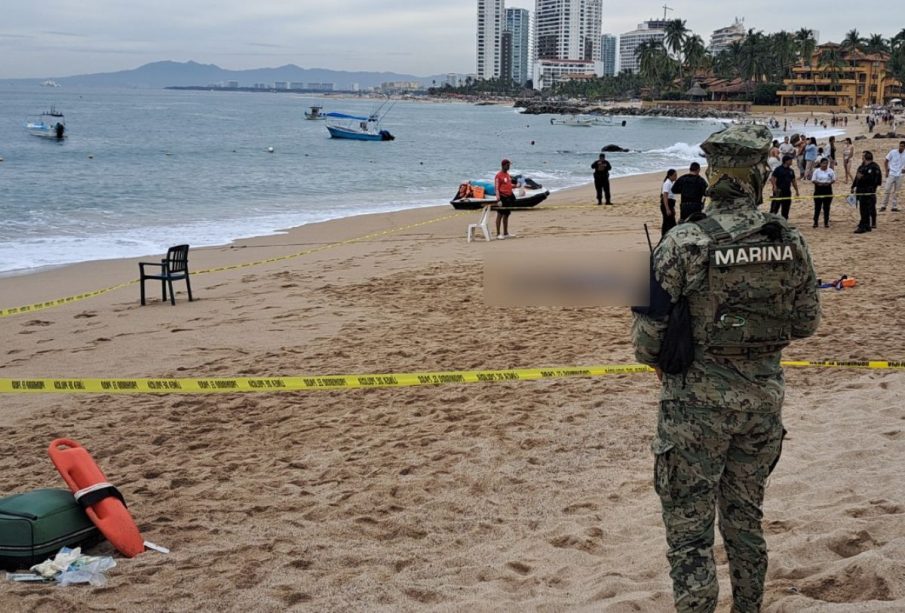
top-left (711, 244), bottom-right (796, 267)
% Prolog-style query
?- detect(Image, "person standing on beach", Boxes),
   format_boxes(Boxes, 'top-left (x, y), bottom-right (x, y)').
top-left (795, 136), bottom-right (807, 179)
top-left (770, 155), bottom-right (799, 220)
top-left (671, 162), bottom-right (708, 221)
top-left (494, 159), bottom-right (516, 239)
top-left (811, 157), bottom-right (835, 228)
top-left (852, 151), bottom-right (884, 233)
top-left (779, 136), bottom-right (794, 159)
top-left (804, 137), bottom-right (818, 180)
top-left (632, 124), bottom-right (821, 613)
top-left (592, 153), bottom-right (612, 205)
top-left (842, 137), bottom-right (855, 182)
top-left (828, 136), bottom-right (837, 170)
top-left (660, 169), bottom-right (678, 237)
top-left (879, 141), bottom-right (905, 212)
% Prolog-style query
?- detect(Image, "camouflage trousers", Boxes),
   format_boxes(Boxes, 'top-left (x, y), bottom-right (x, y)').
top-left (652, 401), bottom-right (784, 613)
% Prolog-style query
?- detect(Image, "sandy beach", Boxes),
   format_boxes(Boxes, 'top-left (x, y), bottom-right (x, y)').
top-left (2, 119), bottom-right (905, 611)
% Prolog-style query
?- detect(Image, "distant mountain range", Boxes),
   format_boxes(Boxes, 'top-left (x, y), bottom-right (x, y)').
top-left (1, 61), bottom-right (449, 89)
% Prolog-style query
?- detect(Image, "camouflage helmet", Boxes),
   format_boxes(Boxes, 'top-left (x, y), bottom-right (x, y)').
top-left (701, 124), bottom-right (772, 166)
top-left (701, 124), bottom-right (773, 206)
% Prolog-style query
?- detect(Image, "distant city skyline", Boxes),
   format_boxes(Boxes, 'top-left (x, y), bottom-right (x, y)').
top-left (1, 1), bottom-right (901, 79)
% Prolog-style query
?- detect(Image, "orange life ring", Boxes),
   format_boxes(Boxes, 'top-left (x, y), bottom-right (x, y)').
top-left (48, 438), bottom-right (144, 557)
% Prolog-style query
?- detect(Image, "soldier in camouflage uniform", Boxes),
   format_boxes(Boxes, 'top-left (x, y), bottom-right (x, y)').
top-left (632, 124), bottom-right (821, 612)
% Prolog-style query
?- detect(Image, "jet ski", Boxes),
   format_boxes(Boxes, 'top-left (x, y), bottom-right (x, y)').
top-left (450, 176), bottom-right (550, 210)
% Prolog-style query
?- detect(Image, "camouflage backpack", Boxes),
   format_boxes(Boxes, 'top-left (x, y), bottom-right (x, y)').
top-left (693, 216), bottom-right (798, 354)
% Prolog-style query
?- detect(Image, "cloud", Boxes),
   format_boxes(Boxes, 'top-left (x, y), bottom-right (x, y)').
top-left (2, 0), bottom-right (904, 78)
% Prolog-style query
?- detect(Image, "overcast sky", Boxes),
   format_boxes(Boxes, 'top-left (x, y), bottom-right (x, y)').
top-left (1, 0), bottom-right (900, 78)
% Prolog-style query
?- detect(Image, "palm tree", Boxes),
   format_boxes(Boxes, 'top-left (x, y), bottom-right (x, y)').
top-left (842, 29), bottom-right (863, 53)
top-left (712, 41), bottom-right (747, 84)
top-left (864, 34), bottom-right (889, 54)
top-left (636, 40), bottom-right (676, 99)
top-left (740, 29), bottom-right (770, 97)
top-left (795, 28), bottom-right (817, 67)
top-left (770, 31), bottom-right (798, 81)
top-left (841, 29), bottom-right (863, 70)
top-left (664, 19), bottom-right (688, 58)
top-left (891, 28), bottom-right (905, 52)
top-left (664, 19), bottom-right (689, 86)
top-left (889, 45), bottom-right (905, 94)
top-left (682, 34), bottom-right (708, 86)
top-left (819, 46), bottom-right (847, 104)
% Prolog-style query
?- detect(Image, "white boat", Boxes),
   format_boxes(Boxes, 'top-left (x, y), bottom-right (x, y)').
top-left (550, 114), bottom-right (612, 127)
top-left (41, 80), bottom-right (61, 87)
top-left (25, 106), bottom-right (66, 140)
top-left (304, 105), bottom-right (327, 120)
top-left (324, 98), bottom-right (396, 141)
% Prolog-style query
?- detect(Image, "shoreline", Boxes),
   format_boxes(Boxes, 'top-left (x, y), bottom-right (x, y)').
top-left (0, 106), bottom-right (871, 283)
top-left (0, 169), bottom-right (664, 298)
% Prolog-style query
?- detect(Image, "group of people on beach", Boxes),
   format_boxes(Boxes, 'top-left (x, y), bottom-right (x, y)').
top-left (657, 139), bottom-right (904, 234)
top-left (656, 125), bottom-right (904, 235)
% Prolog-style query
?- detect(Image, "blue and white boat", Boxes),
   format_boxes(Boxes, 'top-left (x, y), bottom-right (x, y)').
top-left (25, 106), bottom-right (66, 140)
top-left (325, 113), bottom-right (395, 141)
top-left (324, 98), bottom-right (395, 141)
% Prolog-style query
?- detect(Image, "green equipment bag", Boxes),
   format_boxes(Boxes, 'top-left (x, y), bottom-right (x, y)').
top-left (0, 488), bottom-right (100, 570)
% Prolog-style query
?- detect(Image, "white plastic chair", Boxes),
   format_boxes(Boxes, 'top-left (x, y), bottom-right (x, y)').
top-left (467, 206), bottom-right (493, 242)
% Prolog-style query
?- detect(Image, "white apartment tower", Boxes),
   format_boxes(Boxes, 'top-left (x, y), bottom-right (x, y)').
top-left (532, 0), bottom-right (603, 89)
top-left (619, 19), bottom-right (667, 74)
top-left (477, 0), bottom-right (506, 80)
top-left (505, 8), bottom-right (531, 85)
top-left (710, 18), bottom-right (746, 56)
top-left (534, 0), bottom-right (602, 63)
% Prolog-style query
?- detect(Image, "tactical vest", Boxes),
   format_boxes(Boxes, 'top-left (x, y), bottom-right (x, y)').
top-left (693, 216), bottom-right (798, 355)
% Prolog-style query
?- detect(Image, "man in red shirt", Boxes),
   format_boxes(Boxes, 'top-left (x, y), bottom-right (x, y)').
top-left (493, 159), bottom-right (516, 239)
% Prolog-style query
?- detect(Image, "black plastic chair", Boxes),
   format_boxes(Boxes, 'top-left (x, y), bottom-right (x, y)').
top-left (139, 245), bottom-right (193, 306)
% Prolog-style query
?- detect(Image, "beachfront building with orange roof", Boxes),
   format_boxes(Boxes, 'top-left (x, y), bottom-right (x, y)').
top-left (778, 43), bottom-right (902, 109)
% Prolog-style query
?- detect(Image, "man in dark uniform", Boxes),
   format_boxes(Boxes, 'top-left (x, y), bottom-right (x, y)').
top-left (671, 162), bottom-right (708, 220)
top-left (632, 124), bottom-right (821, 612)
top-left (852, 151), bottom-right (884, 233)
top-left (592, 153), bottom-right (612, 205)
top-left (769, 154), bottom-right (799, 220)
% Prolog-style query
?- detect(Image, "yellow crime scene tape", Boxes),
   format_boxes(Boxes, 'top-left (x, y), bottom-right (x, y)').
top-left (0, 211), bottom-right (467, 319)
top-left (1, 361), bottom-right (903, 394)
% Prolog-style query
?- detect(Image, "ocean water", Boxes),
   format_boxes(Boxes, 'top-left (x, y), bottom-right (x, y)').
top-left (1, 86), bottom-right (742, 274)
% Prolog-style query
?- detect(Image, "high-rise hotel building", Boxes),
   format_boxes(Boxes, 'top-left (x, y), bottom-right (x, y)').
top-left (505, 8), bottom-right (531, 86)
top-left (476, 0), bottom-right (506, 80)
top-left (601, 33), bottom-right (617, 77)
top-left (532, 0), bottom-right (603, 89)
top-left (619, 19), bottom-right (667, 74)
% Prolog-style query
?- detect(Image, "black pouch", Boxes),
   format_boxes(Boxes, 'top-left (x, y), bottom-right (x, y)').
top-left (0, 489), bottom-right (100, 570)
top-left (657, 295), bottom-right (694, 375)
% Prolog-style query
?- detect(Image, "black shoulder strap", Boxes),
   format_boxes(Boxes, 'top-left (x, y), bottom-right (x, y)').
top-left (694, 217), bottom-right (732, 244)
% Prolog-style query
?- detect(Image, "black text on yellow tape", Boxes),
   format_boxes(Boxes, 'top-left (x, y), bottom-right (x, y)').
top-left (2, 361), bottom-right (902, 394)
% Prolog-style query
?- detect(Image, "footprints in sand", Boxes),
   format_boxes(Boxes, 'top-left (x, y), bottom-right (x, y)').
top-left (824, 529), bottom-right (880, 559)
top-left (843, 498), bottom-right (904, 518)
top-left (24, 319), bottom-right (53, 327)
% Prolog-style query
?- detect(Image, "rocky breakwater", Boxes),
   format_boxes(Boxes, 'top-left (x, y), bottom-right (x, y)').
top-left (515, 100), bottom-right (744, 120)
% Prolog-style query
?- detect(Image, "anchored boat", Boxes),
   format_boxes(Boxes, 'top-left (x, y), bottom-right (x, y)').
top-left (325, 97), bottom-right (395, 141)
top-left (549, 114), bottom-right (612, 127)
top-left (25, 106), bottom-right (65, 140)
top-left (304, 105), bottom-right (327, 120)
